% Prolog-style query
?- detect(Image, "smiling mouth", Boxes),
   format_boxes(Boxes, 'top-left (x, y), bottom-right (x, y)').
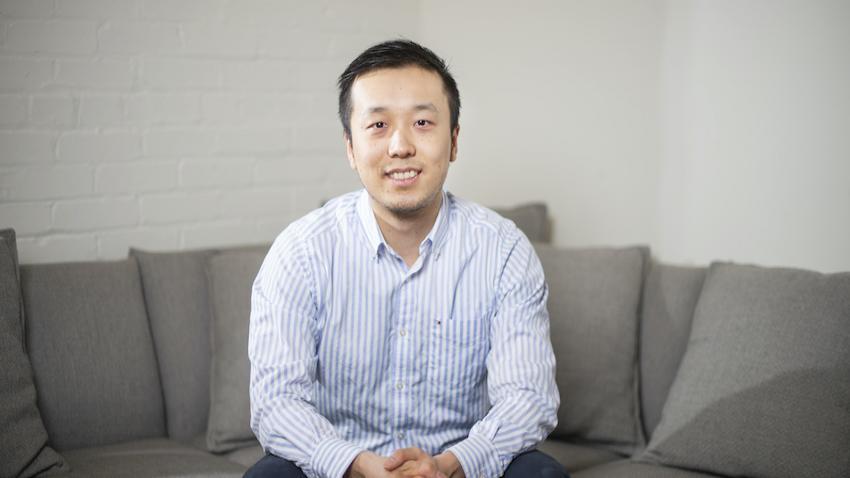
top-left (385, 168), bottom-right (421, 184)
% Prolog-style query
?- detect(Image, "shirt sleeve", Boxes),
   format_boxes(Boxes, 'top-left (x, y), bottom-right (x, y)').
top-left (249, 235), bottom-right (365, 478)
top-left (447, 232), bottom-right (559, 478)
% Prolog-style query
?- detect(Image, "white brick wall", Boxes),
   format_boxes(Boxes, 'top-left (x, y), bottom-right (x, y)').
top-left (0, 0), bottom-right (419, 263)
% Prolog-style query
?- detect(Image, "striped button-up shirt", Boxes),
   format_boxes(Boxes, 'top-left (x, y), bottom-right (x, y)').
top-left (249, 189), bottom-right (559, 478)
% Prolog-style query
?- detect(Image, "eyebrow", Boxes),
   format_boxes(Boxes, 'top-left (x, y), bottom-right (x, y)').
top-left (362, 103), bottom-right (439, 116)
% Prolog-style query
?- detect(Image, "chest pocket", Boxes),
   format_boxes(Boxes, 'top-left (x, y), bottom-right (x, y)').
top-left (427, 304), bottom-right (491, 393)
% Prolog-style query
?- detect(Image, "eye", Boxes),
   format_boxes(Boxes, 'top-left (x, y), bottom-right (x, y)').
top-left (415, 119), bottom-right (432, 127)
top-left (370, 121), bottom-right (387, 129)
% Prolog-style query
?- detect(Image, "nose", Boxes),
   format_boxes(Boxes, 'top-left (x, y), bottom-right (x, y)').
top-left (388, 128), bottom-right (415, 158)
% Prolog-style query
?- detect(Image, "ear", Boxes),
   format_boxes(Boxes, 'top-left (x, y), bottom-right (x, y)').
top-left (344, 133), bottom-right (357, 170)
top-left (449, 124), bottom-right (460, 163)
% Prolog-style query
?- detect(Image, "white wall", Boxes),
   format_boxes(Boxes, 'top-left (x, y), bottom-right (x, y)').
top-left (420, 0), bottom-right (665, 248)
top-left (2, 0), bottom-right (849, 272)
top-left (0, 0), bottom-right (418, 263)
top-left (423, 0), bottom-right (850, 272)
top-left (654, 0), bottom-right (850, 272)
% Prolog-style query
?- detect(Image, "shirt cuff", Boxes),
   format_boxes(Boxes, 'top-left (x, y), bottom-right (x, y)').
top-left (310, 436), bottom-right (365, 478)
top-left (446, 434), bottom-right (504, 478)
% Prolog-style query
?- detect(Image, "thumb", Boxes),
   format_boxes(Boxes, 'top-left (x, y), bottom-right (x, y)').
top-left (384, 449), bottom-right (409, 470)
top-left (436, 472), bottom-right (448, 478)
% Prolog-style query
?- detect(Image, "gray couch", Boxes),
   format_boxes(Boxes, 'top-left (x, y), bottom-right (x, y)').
top-left (2, 206), bottom-right (848, 478)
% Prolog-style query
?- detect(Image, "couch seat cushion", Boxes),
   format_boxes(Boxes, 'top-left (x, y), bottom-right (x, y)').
top-left (63, 438), bottom-right (246, 478)
top-left (536, 439), bottom-right (623, 472)
top-left (640, 262), bottom-right (850, 478)
top-left (574, 460), bottom-right (721, 477)
top-left (534, 245), bottom-right (648, 454)
top-left (223, 441), bottom-right (264, 468)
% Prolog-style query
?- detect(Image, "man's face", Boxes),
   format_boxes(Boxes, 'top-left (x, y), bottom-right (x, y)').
top-left (345, 66), bottom-right (458, 219)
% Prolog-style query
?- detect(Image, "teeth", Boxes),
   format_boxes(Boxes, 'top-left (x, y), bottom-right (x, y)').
top-left (389, 170), bottom-right (418, 180)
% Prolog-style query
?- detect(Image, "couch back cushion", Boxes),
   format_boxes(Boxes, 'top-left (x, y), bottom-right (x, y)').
top-left (205, 250), bottom-right (266, 452)
top-left (638, 261), bottom-right (706, 437)
top-left (132, 244), bottom-right (271, 443)
top-left (535, 244), bottom-right (648, 455)
top-left (639, 262), bottom-right (850, 478)
top-left (493, 203), bottom-right (551, 243)
top-left (21, 258), bottom-right (166, 451)
top-left (0, 229), bottom-right (68, 476)
top-left (132, 249), bottom-right (216, 442)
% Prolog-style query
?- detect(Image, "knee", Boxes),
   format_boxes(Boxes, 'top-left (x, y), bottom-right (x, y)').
top-left (243, 454), bottom-right (307, 478)
top-left (539, 465), bottom-right (569, 478)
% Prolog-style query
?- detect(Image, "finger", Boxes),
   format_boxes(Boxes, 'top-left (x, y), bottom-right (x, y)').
top-left (384, 448), bottom-right (424, 470)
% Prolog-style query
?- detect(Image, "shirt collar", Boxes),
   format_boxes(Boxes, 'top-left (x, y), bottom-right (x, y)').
top-left (356, 188), bottom-right (451, 260)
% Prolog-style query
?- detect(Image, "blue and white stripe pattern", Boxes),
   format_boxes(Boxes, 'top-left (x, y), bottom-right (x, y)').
top-left (249, 189), bottom-right (559, 478)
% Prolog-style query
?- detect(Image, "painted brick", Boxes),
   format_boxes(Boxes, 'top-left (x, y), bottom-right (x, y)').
top-left (140, 58), bottom-right (220, 89)
top-left (144, 129), bottom-right (216, 156)
top-left (0, 0), bottom-right (54, 18)
top-left (0, 165), bottom-right (93, 201)
top-left (241, 94), bottom-right (301, 122)
top-left (95, 161), bottom-right (178, 193)
top-left (54, 0), bottom-right (138, 19)
top-left (181, 23), bottom-right (257, 58)
top-left (78, 95), bottom-right (124, 126)
top-left (291, 123), bottom-right (344, 153)
top-left (201, 94), bottom-right (241, 124)
top-left (52, 197), bottom-right (138, 231)
top-left (292, 183), bottom-right (340, 215)
top-left (215, 127), bottom-right (290, 154)
top-left (0, 58), bottom-right (52, 89)
top-left (0, 95), bottom-right (29, 125)
top-left (219, 0), bottom-right (322, 26)
top-left (253, 156), bottom-right (332, 185)
top-left (57, 131), bottom-right (142, 162)
top-left (55, 59), bottom-right (135, 89)
top-left (179, 157), bottom-right (253, 188)
top-left (140, 191), bottom-right (219, 224)
top-left (31, 95), bottom-right (77, 126)
top-left (258, 28), bottom-right (332, 59)
top-left (17, 235), bottom-right (97, 264)
top-left (219, 188), bottom-right (292, 218)
top-left (290, 92), bottom-right (337, 122)
top-left (138, 0), bottom-right (220, 21)
top-left (0, 131), bottom-right (56, 164)
top-left (0, 202), bottom-right (52, 235)
top-left (295, 61), bottom-right (341, 92)
top-left (256, 212), bottom-right (298, 239)
top-left (181, 219), bottom-right (263, 249)
top-left (6, 20), bottom-right (97, 54)
top-left (97, 226), bottom-right (181, 259)
top-left (329, 32), bottom-right (395, 60)
top-left (126, 93), bottom-right (200, 124)
top-left (97, 21), bottom-right (182, 54)
top-left (221, 60), bottom-right (294, 90)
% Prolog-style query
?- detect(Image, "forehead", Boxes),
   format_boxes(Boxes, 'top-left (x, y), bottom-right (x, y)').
top-left (350, 66), bottom-right (449, 114)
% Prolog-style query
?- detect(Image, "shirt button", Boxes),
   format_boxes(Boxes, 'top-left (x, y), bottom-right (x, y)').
top-left (396, 381), bottom-right (404, 390)
top-left (396, 431), bottom-right (405, 440)
top-left (399, 328), bottom-right (407, 337)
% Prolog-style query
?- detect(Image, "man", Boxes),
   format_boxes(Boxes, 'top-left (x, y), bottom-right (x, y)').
top-left (245, 40), bottom-right (567, 478)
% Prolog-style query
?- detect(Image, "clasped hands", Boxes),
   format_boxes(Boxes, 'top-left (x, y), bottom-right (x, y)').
top-left (345, 448), bottom-right (464, 478)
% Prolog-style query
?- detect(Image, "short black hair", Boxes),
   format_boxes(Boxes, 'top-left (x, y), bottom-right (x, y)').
top-left (337, 39), bottom-right (460, 139)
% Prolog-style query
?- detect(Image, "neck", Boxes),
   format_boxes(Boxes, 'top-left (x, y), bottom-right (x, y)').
top-left (372, 193), bottom-right (443, 267)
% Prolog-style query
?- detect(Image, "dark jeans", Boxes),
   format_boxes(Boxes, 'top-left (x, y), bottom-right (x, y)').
top-left (243, 449), bottom-right (570, 478)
